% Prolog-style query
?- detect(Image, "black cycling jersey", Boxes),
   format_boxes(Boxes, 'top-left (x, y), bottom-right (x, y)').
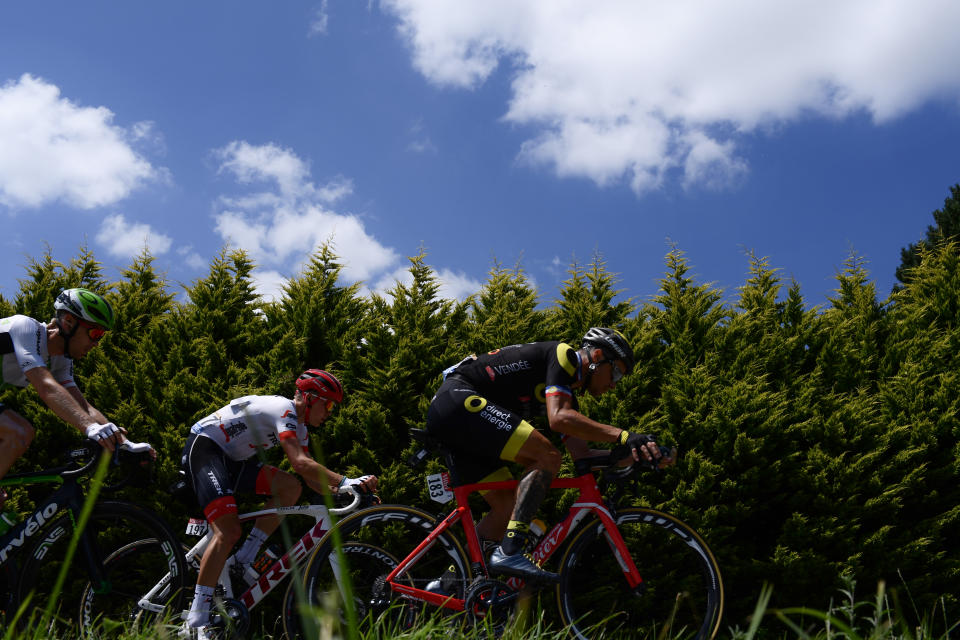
top-left (449, 341), bottom-right (582, 418)
top-left (426, 341), bottom-right (583, 485)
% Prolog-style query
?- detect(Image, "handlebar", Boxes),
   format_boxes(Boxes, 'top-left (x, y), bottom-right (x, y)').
top-left (572, 444), bottom-right (678, 478)
top-left (306, 485), bottom-right (380, 513)
top-left (61, 438), bottom-right (155, 489)
top-left (331, 485), bottom-right (361, 514)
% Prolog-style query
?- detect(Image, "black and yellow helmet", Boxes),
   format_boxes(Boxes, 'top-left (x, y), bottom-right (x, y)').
top-left (582, 327), bottom-right (634, 374)
top-left (54, 288), bottom-right (116, 330)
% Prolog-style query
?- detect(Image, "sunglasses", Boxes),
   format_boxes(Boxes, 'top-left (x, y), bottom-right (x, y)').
top-left (77, 318), bottom-right (107, 343)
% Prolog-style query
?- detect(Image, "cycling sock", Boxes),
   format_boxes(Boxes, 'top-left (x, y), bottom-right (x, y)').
top-left (235, 527), bottom-right (269, 565)
top-left (501, 520), bottom-right (530, 555)
top-left (187, 584), bottom-right (215, 627)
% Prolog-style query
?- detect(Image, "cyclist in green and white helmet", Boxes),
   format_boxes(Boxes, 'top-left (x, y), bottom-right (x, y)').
top-left (1, 288), bottom-right (130, 508)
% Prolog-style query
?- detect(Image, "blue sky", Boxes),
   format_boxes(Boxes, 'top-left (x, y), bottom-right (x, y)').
top-left (2, 1), bottom-right (959, 310)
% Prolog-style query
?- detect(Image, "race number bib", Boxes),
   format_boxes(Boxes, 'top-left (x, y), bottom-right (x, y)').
top-left (185, 518), bottom-right (208, 536)
top-left (426, 472), bottom-right (453, 504)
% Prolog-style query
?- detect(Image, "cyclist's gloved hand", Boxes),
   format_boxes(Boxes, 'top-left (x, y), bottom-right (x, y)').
top-left (613, 432), bottom-right (660, 465)
top-left (86, 422), bottom-right (121, 450)
top-left (339, 474), bottom-right (378, 494)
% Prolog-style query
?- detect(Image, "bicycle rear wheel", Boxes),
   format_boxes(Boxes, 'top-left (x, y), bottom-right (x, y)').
top-left (14, 500), bottom-right (188, 633)
top-left (292, 504), bottom-right (470, 636)
top-left (557, 507), bottom-right (723, 640)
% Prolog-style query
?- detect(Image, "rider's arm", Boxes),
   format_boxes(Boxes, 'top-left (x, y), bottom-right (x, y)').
top-left (278, 436), bottom-right (344, 495)
top-left (547, 394), bottom-right (658, 464)
top-left (545, 393), bottom-right (623, 443)
top-left (66, 386), bottom-right (108, 424)
top-left (25, 366), bottom-right (101, 434)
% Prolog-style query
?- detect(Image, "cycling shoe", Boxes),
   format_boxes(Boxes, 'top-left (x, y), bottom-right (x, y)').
top-left (487, 546), bottom-right (559, 584)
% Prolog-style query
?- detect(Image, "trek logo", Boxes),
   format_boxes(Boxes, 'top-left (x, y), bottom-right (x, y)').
top-left (242, 520), bottom-right (329, 607)
top-left (206, 471), bottom-right (223, 494)
top-left (0, 502), bottom-right (59, 564)
top-left (281, 410), bottom-right (295, 419)
top-left (218, 420), bottom-right (247, 443)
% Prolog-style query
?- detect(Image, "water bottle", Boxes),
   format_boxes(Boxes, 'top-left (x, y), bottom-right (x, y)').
top-left (529, 518), bottom-right (547, 544)
top-left (0, 510), bottom-right (19, 536)
top-left (526, 518), bottom-right (547, 554)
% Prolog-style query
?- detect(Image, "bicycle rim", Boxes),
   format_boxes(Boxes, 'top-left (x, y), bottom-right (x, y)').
top-left (557, 507), bottom-right (724, 640)
top-left (297, 504), bottom-right (470, 634)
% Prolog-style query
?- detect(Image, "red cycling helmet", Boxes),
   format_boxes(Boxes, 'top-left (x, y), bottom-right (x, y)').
top-left (296, 369), bottom-right (344, 420)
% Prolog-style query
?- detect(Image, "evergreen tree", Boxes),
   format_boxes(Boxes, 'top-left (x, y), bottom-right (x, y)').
top-left (267, 243), bottom-right (366, 390)
top-left (548, 251), bottom-right (634, 343)
top-left (466, 260), bottom-right (545, 351)
top-left (876, 240), bottom-right (960, 610)
top-left (335, 252), bottom-right (470, 504)
top-left (896, 183), bottom-right (960, 285)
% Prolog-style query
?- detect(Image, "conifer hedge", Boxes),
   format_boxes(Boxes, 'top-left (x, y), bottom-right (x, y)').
top-left (2, 234), bottom-right (958, 625)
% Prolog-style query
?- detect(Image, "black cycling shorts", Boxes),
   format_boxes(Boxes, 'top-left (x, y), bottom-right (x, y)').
top-left (425, 377), bottom-right (535, 485)
top-left (181, 433), bottom-right (279, 522)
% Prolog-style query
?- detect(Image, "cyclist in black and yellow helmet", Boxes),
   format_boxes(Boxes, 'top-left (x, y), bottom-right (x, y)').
top-left (425, 327), bottom-right (665, 584)
top-left (0, 288), bottom-right (127, 507)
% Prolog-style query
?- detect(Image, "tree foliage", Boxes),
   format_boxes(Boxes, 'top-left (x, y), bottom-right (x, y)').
top-left (3, 221), bottom-right (960, 626)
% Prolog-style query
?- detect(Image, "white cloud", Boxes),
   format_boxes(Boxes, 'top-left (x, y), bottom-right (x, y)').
top-left (0, 74), bottom-right (161, 209)
top-left (435, 267), bottom-right (483, 300)
top-left (213, 141), bottom-right (400, 287)
top-left (309, 1), bottom-right (330, 37)
top-left (177, 245), bottom-right (207, 270)
top-left (381, 0), bottom-right (960, 195)
top-left (369, 265), bottom-right (481, 301)
top-left (251, 269), bottom-right (289, 303)
top-left (96, 214), bottom-right (173, 258)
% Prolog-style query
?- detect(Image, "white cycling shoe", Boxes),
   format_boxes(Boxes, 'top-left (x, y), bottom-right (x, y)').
top-left (177, 621), bottom-right (217, 640)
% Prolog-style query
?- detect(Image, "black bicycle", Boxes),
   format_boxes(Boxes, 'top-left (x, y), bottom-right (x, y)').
top-left (0, 438), bottom-right (188, 632)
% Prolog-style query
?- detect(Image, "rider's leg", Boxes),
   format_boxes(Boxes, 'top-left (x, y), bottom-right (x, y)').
top-left (477, 487), bottom-right (515, 543)
top-left (0, 409), bottom-right (35, 485)
top-left (190, 509), bottom-right (242, 626)
top-left (234, 468), bottom-right (302, 566)
top-left (501, 430), bottom-right (561, 554)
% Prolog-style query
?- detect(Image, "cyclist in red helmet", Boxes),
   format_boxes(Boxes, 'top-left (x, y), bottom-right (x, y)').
top-left (179, 369), bottom-right (378, 639)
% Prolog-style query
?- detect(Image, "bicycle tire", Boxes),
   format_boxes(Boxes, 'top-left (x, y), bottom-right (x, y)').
top-left (557, 507), bottom-right (724, 640)
top-left (14, 500), bottom-right (188, 633)
top-left (292, 504), bottom-right (471, 635)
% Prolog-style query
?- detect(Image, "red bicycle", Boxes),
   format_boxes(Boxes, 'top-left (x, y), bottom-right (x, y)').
top-left (296, 429), bottom-right (724, 640)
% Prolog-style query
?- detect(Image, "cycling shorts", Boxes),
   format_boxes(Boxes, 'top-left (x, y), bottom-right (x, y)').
top-left (425, 376), bottom-right (535, 485)
top-left (181, 433), bottom-right (280, 522)
top-left (0, 402), bottom-right (6, 416)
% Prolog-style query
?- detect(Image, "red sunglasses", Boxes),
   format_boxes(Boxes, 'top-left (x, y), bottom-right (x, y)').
top-left (77, 318), bottom-right (107, 343)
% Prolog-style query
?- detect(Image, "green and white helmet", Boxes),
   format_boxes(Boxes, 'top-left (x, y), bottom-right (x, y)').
top-left (54, 288), bottom-right (116, 330)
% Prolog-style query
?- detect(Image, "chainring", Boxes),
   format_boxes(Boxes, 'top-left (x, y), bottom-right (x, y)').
top-left (208, 597), bottom-right (251, 640)
top-left (463, 578), bottom-right (516, 632)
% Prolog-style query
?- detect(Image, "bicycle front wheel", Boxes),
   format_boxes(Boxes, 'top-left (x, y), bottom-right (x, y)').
top-left (15, 500), bottom-right (188, 633)
top-left (291, 504), bottom-right (471, 636)
top-left (557, 507), bottom-right (723, 640)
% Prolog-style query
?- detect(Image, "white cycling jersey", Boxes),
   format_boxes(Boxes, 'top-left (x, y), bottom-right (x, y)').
top-left (189, 395), bottom-right (308, 461)
top-left (0, 315), bottom-right (76, 389)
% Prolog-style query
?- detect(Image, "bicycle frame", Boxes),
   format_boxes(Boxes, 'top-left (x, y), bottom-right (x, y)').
top-left (382, 471), bottom-right (642, 611)
top-left (140, 496), bottom-right (358, 615)
top-left (0, 463), bottom-right (107, 587)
